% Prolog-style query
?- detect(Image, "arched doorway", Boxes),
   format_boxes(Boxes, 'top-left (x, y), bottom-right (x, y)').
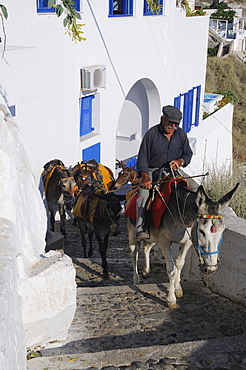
top-left (116, 78), bottom-right (161, 165)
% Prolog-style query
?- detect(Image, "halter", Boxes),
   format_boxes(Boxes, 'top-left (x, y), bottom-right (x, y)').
top-left (194, 213), bottom-right (223, 269)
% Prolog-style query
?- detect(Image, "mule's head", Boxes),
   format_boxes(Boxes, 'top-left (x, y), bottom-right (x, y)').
top-left (193, 183), bottom-right (239, 274)
top-left (114, 167), bottom-right (138, 189)
top-left (60, 177), bottom-right (76, 196)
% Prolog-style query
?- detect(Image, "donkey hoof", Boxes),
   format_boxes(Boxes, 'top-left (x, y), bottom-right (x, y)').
top-left (141, 270), bottom-right (149, 279)
top-left (103, 272), bottom-right (109, 281)
top-left (175, 289), bottom-right (183, 298)
top-left (167, 301), bottom-right (177, 309)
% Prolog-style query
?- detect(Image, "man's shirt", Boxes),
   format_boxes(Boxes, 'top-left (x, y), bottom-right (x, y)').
top-left (137, 124), bottom-right (193, 174)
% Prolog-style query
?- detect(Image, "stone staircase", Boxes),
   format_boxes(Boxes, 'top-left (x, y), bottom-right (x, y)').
top-left (26, 219), bottom-right (246, 369)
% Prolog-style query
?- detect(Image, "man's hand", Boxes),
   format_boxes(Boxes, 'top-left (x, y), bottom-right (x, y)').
top-left (141, 172), bottom-right (152, 189)
top-left (170, 158), bottom-right (185, 171)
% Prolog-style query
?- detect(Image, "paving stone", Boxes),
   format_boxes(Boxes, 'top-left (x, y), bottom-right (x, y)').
top-left (27, 217), bottom-right (246, 370)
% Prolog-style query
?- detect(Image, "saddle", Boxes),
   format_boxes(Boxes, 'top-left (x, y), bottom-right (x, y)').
top-left (72, 186), bottom-right (106, 222)
top-left (124, 177), bottom-right (188, 229)
top-left (41, 159), bottom-right (67, 195)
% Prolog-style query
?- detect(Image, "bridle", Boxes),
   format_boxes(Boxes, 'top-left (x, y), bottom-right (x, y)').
top-left (117, 169), bottom-right (138, 186)
top-left (193, 213), bottom-right (223, 267)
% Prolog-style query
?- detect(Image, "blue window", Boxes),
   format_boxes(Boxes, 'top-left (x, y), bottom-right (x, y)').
top-left (37, 0), bottom-right (80, 13)
top-left (174, 85), bottom-right (201, 133)
top-left (109, 0), bottom-right (133, 16)
top-left (80, 95), bottom-right (95, 136)
top-left (82, 143), bottom-right (101, 163)
top-left (143, 0), bottom-right (163, 15)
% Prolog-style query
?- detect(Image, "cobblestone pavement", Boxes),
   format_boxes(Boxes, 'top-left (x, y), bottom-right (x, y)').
top-left (27, 217), bottom-right (246, 370)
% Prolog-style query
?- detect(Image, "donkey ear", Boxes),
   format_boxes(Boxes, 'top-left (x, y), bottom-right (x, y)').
top-left (195, 185), bottom-right (208, 213)
top-left (218, 183), bottom-right (239, 211)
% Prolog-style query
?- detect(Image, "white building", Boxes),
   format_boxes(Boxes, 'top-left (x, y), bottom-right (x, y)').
top-left (0, 0), bottom-right (227, 184)
top-left (0, 1), bottom-right (235, 368)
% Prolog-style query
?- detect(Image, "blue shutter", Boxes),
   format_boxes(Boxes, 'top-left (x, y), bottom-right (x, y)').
top-left (182, 90), bottom-right (193, 133)
top-left (80, 96), bottom-right (95, 136)
top-left (75, 0), bottom-right (80, 11)
top-left (174, 95), bottom-right (181, 110)
top-left (82, 143), bottom-right (101, 163)
top-left (194, 85), bottom-right (201, 126)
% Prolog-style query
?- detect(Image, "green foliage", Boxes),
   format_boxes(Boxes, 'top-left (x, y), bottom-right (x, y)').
top-left (210, 4), bottom-right (237, 22)
top-left (202, 164), bottom-right (246, 219)
top-left (181, 0), bottom-right (206, 17)
top-left (214, 89), bottom-right (239, 105)
top-left (208, 47), bottom-right (218, 57)
top-left (49, 0), bottom-right (86, 42)
top-left (0, 4), bottom-right (7, 19)
top-left (146, 0), bottom-right (163, 15)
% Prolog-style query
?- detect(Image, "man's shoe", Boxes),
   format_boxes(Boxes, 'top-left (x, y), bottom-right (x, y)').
top-left (136, 231), bottom-right (150, 241)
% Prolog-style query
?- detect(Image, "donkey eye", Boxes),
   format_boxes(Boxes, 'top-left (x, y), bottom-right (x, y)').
top-left (199, 229), bottom-right (206, 237)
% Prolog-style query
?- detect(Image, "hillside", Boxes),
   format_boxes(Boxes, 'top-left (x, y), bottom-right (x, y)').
top-left (205, 55), bottom-right (246, 162)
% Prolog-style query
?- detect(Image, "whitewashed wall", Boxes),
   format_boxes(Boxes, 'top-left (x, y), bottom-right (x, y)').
top-left (186, 103), bottom-right (234, 178)
top-left (0, 1), bottom-right (210, 183)
top-left (0, 102), bottom-right (76, 369)
top-left (182, 208), bottom-right (246, 307)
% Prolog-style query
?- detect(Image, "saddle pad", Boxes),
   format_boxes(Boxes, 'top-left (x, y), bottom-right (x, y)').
top-left (72, 187), bottom-right (105, 221)
top-left (93, 163), bottom-right (112, 190)
top-left (123, 188), bottom-right (139, 219)
top-left (123, 179), bottom-right (188, 229)
top-left (42, 165), bottom-right (66, 195)
top-left (152, 179), bottom-right (188, 229)
top-left (72, 194), bottom-right (99, 222)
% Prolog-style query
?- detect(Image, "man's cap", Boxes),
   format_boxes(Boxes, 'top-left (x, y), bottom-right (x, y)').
top-left (162, 105), bottom-right (182, 123)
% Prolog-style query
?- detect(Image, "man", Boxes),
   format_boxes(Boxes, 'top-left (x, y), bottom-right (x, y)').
top-left (136, 105), bottom-right (193, 240)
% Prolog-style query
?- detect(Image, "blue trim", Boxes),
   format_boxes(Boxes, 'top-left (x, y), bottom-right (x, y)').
top-left (109, 0), bottom-right (133, 16)
top-left (80, 95), bottom-right (95, 136)
top-left (37, 0), bottom-right (80, 13)
top-left (174, 95), bottom-right (181, 110)
top-left (194, 85), bottom-right (201, 126)
top-left (8, 105), bottom-right (16, 117)
top-left (174, 84), bottom-right (201, 133)
top-left (82, 143), bottom-right (101, 163)
top-left (143, 0), bottom-right (163, 16)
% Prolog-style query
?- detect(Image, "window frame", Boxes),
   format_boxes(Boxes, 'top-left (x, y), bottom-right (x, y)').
top-left (108, 0), bottom-right (133, 17)
top-left (37, 0), bottom-right (80, 14)
top-left (143, 0), bottom-right (163, 16)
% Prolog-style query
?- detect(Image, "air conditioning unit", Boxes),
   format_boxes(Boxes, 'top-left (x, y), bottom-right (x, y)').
top-left (81, 65), bottom-right (106, 90)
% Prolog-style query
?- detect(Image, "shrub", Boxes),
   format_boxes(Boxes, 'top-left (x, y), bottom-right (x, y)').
top-left (202, 164), bottom-right (246, 219)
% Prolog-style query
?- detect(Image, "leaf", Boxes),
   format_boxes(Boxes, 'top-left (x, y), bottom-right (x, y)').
top-left (0, 4), bottom-right (8, 19)
top-left (63, 17), bottom-right (68, 27)
top-left (56, 5), bottom-right (64, 17)
top-left (74, 11), bottom-right (81, 20)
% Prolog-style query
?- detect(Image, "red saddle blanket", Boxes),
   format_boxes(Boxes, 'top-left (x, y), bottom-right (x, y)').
top-left (124, 178), bottom-right (188, 229)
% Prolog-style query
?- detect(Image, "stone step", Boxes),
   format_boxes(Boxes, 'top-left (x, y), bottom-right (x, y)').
top-left (26, 335), bottom-right (246, 369)
top-left (45, 231), bottom-right (64, 253)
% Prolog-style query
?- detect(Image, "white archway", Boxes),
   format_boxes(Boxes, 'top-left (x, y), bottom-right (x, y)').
top-left (116, 78), bottom-right (161, 164)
